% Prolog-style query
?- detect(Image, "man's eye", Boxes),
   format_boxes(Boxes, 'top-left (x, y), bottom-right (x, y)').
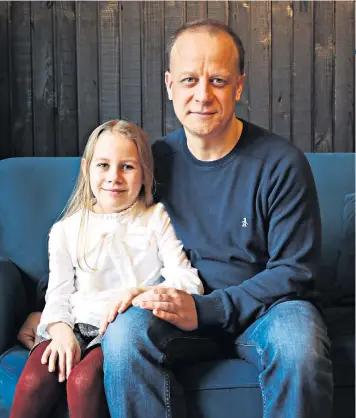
top-left (182, 77), bottom-right (195, 84)
top-left (212, 78), bottom-right (226, 86)
top-left (97, 163), bottom-right (108, 168)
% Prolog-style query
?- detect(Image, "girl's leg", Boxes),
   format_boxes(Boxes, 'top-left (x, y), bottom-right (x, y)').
top-left (10, 341), bottom-right (64, 418)
top-left (66, 346), bottom-right (109, 418)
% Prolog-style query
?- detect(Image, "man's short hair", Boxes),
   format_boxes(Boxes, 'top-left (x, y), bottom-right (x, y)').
top-left (166, 19), bottom-right (245, 75)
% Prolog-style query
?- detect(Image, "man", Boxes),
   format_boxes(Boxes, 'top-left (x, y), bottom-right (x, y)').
top-left (19, 20), bottom-right (333, 418)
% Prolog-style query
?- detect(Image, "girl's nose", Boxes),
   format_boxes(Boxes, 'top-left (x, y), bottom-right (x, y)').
top-left (108, 169), bottom-right (123, 183)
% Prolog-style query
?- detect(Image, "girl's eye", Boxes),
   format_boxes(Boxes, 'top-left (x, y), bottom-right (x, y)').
top-left (97, 163), bottom-right (109, 168)
top-left (122, 164), bottom-right (134, 170)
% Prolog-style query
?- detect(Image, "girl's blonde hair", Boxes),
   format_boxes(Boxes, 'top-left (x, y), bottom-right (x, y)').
top-left (61, 119), bottom-right (154, 270)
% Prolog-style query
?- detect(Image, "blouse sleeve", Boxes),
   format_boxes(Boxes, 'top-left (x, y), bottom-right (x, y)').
top-left (154, 204), bottom-right (204, 295)
top-left (37, 221), bottom-right (76, 338)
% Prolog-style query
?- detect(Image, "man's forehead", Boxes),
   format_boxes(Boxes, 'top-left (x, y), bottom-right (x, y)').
top-left (170, 29), bottom-right (239, 70)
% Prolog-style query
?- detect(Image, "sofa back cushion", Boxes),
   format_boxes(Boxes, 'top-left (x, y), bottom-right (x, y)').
top-left (0, 157), bottom-right (81, 282)
top-left (0, 154), bottom-right (355, 306)
top-left (305, 153), bottom-right (355, 304)
top-left (334, 193), bottom-right (355, 305)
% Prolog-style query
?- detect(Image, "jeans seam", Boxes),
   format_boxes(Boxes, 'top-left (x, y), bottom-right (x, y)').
top-left (236, 342), bottom-right (267, 418)
top-left (160, 353), bottom-right (171, 418)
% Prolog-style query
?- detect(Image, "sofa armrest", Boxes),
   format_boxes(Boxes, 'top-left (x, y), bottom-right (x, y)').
top-left (0, 258), bottom-right (27, 355)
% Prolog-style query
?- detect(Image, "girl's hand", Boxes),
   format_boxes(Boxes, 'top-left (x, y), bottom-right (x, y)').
top-left (99, 287), bottom-right (145, 335)
top-left (41, 322), bottom-right (81, 382)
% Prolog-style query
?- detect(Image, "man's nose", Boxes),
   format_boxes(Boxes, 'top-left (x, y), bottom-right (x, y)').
top-left (194, 80), bottom-right (213, 104)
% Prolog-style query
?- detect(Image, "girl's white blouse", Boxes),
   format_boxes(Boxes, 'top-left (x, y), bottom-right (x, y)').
top-left (38, 203), bottom-right (203, 338)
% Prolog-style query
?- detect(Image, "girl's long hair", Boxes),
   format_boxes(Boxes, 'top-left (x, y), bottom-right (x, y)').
top-left (61, 119), bottom-right (154, 271)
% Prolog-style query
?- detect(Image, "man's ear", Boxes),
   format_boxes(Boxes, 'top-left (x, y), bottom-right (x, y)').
top-left (80, 158), bottom-right (87, 177)
top-left (235, 73), bottom-right (246, 102)
top-left (165, 71), bottom-right (173, 101)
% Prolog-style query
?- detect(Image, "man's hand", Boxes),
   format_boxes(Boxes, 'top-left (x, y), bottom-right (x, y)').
top-left (99, 287), bottom-right (146, 335)
top-left (17, 312), bottom-right (42, 349)
top-left (41, 322), bottom-right (81, 382)
top-left (132, 287), bottom-right (198, 331)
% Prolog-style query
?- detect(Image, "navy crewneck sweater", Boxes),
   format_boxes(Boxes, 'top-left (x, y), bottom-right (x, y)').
top-left (152, 119), bottom-right (321, 335)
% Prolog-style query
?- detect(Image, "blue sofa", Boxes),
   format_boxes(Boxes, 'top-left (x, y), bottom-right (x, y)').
top-left (0, 154), bottom-right (354, 418)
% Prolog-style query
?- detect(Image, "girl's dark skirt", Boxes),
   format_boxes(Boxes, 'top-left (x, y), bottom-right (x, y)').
top-left (30, 323), bottom-right (102, 357)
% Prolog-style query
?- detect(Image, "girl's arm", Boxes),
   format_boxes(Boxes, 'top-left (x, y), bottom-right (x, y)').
top-left (37, 221), bottom-right (76, 339)
top-left (154, 204), bottom-right (204, 295)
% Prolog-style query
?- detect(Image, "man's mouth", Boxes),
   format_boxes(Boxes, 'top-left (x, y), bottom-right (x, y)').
top-left (190, 111), bottom-right (216, 116)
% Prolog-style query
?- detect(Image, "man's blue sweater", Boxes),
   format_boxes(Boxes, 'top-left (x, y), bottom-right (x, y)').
top-left (152, 119), bottom-right (321, 336)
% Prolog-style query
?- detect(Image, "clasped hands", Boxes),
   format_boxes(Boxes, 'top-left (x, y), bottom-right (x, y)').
top-left (99, 286), bottom-right (198, 334)
top-left (17, 286), bottom-right (198, 382)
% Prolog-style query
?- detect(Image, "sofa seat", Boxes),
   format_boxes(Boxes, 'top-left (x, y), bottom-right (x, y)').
top-left (0, 305), bottom-right (354, 418)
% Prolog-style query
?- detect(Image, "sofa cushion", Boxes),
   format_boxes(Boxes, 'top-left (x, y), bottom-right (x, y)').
top-left (323, 306), bottom-right (355, 387)
top-left (305, 154), bottom-right (355, 305)
top-left (0, 158), bottom-right (81, 282)
top-left (334, 194), bottom-right (355, 305)
top-left (0, 346), bottom-right (28, 409)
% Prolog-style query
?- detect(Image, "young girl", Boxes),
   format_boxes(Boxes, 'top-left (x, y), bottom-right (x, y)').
top-left (10, 120), bottom-right (203, 418)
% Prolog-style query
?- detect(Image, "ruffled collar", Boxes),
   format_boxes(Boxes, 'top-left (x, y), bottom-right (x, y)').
top-left (88, 201), bottom-right (141, 221)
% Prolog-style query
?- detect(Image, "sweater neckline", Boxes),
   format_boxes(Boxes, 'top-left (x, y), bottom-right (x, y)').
top-left (88, 201), bottom-right (140, 221)
top-left (181, 118), bottom-right (247, 169)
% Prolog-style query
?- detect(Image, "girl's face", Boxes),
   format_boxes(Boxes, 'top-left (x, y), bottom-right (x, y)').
top-left (85, 131), bottom-right (143, 214)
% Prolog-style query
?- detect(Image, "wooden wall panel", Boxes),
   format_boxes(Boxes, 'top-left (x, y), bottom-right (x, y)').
top-left (0, 1), bottom-right (353, 158)
top-left (31, 1), bottom-right (55, 156)
top-left (142, 1), bottom-right (163, 142)
top-left (99, 1), bottom-right (121, 123)
top-left (120, 1), bottom-right (141, 126)
top-left (313, 1), bottom-right (335, 152)
top-left (186, 1), bottom-right (208, 21)
top-left (164, 1), bottom-right (185, 135)
top-left (207, 0), bottom-right (228, 23)
top-left (54, 1), bottom-right (78, 156)
top-left (76, 1), bottom-right (99, 153)
top-left (10, 2), bottom-right (34, 157)
top-left (334, 0), bottom-right (355, 152)
top-left (292, 1), bottom-right (313, 152)
top-left (271, 1), bottom-right (292, 141)
top-left (0, 2), bottom-right (11, 158)
top-left (249, 1), bottom-right (271, 130)
top-left (229, 1), bottom-right (250, 122)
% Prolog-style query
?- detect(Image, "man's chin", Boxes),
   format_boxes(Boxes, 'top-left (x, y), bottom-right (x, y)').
top-left (185, 124), bottom-right (219, 138)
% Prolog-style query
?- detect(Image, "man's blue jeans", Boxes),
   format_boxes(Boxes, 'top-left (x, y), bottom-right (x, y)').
top-left (102, 300), bottom-right (333, 418)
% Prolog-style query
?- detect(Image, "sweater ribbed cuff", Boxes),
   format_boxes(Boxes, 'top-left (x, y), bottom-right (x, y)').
top-left (192, 293), bottom-right (226, 329)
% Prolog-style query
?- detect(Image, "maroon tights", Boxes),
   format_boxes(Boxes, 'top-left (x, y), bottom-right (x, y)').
top-left (10, 341), bottom-right (109, 418)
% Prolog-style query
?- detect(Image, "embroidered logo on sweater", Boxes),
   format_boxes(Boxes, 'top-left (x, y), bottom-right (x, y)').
top-left (241, 218), bottom-right (248, 227)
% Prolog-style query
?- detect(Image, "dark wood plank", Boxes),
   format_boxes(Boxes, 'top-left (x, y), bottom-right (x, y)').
top-left (120, 1), bottom-right (141, 127)
top-left (292, 0), bottom-right (313, 152)
top-left (99, 1), bottom-right (120, 123)
top-left (249, 1), bottom-right (271, 130)
top-left (186, 1), bottom-right (207, 21)
top-left (0, 2), bottom-right (11, 158)
top-left (271, 1), bottom-right (292, 141)
top-left (229, 1), bottom-right (250, 121)
top-left (207, 0), bottom-right (228, 23)
top-left (313, 1), bottom-right (334, 152)
top-left (10, 1), bottom-right (34, 157)
top-left (53, 1), bottom-right (78, 157)
top-left (334, 0), bottom-right (354, 152)
top-left (164, 1), bottom-right (185, 135)
top-left (31, 1), bottom-right (55, 156)
top-left (142, 1), bottom-right (163, 143)
top-left (76, 1), bottom-right (99, 154)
